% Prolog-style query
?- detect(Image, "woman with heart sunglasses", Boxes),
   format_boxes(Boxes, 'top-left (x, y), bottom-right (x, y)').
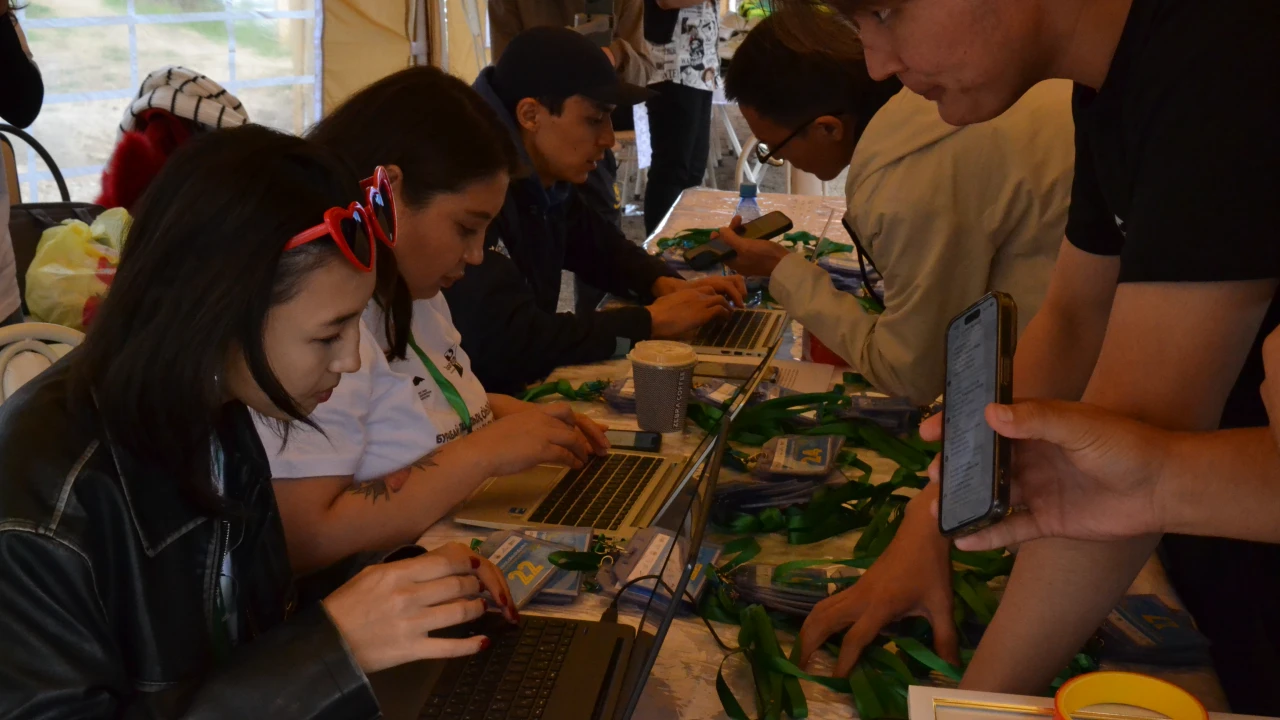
top-left (0, 126), bottom-right (516, 717)
top-left (254, 67), bottom-right (611, 578)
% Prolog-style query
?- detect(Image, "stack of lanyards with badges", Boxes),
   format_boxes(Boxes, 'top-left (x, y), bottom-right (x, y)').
top-left (595, 528), bottom-right (723, 615)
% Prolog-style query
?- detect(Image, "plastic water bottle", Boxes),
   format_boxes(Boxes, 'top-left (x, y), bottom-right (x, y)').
top-left (735, 182), bottom-right (761, 224)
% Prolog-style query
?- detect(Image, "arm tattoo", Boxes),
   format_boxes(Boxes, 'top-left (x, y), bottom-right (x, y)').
top-left (345, 480), bottom-right (393, 504)
top-left (346, 451), bottom-right (443, 503)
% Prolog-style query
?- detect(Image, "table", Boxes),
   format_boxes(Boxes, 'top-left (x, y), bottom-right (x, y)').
top-left (420, 190), bottom-right (1226, 718)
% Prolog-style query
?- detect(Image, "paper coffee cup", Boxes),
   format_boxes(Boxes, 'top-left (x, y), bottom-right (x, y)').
top-left (628, 341), bottom-right (698, 433)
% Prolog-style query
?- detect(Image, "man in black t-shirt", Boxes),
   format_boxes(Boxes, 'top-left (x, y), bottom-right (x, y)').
top-left (782, 0), bottom-right (1280, 711)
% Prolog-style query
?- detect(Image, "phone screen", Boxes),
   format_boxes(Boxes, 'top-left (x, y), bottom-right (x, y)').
top-left (606, 430), bottom-right (639, 447)
top-left (940, 296), bottom-right (1001, 534)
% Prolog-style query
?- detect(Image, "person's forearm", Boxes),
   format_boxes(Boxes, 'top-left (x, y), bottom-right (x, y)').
top-left (488, 393), bottom-right (530, 419)
top-left (769, 254), bottom-right (942, 402)
top-left (962, 534), bottom-right (1158, 693)
top-left (1157, 426), bottom-right (1280, 542)
top-left (1012, 305), bottom-right (1102, 402)
top-left (289, 439), bottom-right (494, 574)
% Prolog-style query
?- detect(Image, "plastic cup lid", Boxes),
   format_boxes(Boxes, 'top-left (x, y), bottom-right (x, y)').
top-left (628, 341), bottom-right (697, 368)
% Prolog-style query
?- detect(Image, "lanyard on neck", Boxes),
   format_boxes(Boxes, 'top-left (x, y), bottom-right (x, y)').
top-left (407, 332), bottom-right (472, 433)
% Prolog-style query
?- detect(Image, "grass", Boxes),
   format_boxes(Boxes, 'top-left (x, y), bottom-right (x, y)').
top-left (71, 0), bottom-right (293, 59)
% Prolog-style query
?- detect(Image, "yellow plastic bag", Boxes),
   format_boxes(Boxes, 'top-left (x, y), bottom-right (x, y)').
top-left (25, 208), bottom-right (132, 331)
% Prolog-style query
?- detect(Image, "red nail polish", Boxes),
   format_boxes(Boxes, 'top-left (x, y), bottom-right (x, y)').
top-left (512, 609), bottom-right (521, 623)
top-left (471, 557), bottom-right (481, 569)
top-left (479, 637), bottom-right (491, 651)
top-left (500, 592), bottom-right (509, 607)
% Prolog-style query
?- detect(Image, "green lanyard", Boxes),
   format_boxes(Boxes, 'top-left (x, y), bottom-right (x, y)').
top-left (407, 332), bottom-right (472, 433)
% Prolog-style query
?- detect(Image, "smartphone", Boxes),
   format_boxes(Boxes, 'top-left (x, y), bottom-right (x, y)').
top-left (605, 430), bottom-right (662, 452)
top-left (684, 239), bottom-right (737, 270)
top-left (938, 292), bottom-right (1017, 538)
top-left (738, 211), bottom-right (794, 241)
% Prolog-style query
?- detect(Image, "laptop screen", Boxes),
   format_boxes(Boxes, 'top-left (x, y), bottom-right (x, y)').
top-left (614, 415), bottom-right (728, 719)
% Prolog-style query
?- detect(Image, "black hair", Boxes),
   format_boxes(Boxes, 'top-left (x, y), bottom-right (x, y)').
top-left (72, 125), bottom-right (362, 511)
top-left (725, 14), bottom-right (901, 135)
top-left (532, 96), bottom-right (566, 117)
top-left (308, 66), bottom-right (520, 361)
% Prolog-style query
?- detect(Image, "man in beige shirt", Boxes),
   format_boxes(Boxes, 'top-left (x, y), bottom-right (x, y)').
top-left (716, 16), bottom-right (1073, 404)
top-left (488, 0), bottom-right (654, 87)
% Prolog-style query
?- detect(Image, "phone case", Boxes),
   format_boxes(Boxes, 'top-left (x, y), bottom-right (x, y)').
top-left (939, 292), bottom-right (1016, 538)
top-left (739, 211), bottom-right (794, 241)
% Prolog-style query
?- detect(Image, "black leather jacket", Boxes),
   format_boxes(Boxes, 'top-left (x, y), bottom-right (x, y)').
top-left (0, 361), bottom-right (381, 718)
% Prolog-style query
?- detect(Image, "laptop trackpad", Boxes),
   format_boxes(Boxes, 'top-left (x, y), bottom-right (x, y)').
top-left (469, 465), bottom-right (565, 520)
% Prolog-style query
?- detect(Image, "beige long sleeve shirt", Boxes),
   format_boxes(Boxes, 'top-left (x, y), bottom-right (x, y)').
top-left (487, 0), bottom-right (655, 87)
top-left (770, 81), bottom-right (1075, 404)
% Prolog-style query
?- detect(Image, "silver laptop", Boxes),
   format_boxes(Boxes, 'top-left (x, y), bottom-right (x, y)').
top-left (454, 346), bottom-right (777, 540)
top-left (690, 307), bottom-right (787, 357)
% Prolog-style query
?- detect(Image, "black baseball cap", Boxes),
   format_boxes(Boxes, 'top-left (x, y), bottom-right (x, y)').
top-left (492, 26), bottom-right (655, 109)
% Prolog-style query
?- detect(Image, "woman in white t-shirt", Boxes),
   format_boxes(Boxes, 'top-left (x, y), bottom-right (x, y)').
top-left (257, 67), bottom-right (609, 575)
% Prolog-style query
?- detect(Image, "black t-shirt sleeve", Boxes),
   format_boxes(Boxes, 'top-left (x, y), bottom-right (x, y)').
top-left (1064, 87), bottom-right (1125, 257)
top-left (1115, 3), bottom-right (1280, 284)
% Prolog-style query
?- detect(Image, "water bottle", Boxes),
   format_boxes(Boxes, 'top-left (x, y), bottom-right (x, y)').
top-left (734, 182), bottom-right (761, 224)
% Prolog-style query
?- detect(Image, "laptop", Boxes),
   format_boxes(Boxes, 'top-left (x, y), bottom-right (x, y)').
top-left (455, 344), bottom-right (776, 539)
top-left (690, 307), bottom-right (787, 357)
top-left (370, 415), bottom-right (732, 720)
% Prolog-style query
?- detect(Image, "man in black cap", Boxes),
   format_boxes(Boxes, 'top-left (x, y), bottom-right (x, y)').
top-left (447, 26), bottom-right (745, 395)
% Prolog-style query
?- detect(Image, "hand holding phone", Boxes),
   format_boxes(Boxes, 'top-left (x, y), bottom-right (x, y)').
top-left (938, 292), bottom-right (1017, 538)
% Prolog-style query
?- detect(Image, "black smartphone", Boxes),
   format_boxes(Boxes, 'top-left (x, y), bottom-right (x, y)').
top-left (605, 430), bottom-right (662, 452)
top-left (938, 292), bottom-right (1017, 538)
top-left (739, 211), bottom-right (793, 241)
top-left (684, 239), bottom-right (737, 270)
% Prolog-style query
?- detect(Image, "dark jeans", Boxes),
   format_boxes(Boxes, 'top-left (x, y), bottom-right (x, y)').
top-left (644, 81), bottom-right (712, 235)
top-left (573, 149), bottom-right (621, 315)
top-left (1161, 534), bottom-right (1280, 714)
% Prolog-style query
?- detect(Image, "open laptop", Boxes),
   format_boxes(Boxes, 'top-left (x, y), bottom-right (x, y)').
top-left (454, 342), bottom-right (776, 539)
top-left (690, 307), bottom-right (787, 357)
top-left (370, 415), bottom-right (731, 720)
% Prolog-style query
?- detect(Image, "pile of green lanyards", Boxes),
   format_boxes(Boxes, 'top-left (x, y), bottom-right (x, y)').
top-left (525, 378), bottom-right (1098, 717)
top-left (517, 378), bottom-right (611, 403)
top-left (654, 228), bottom-right (853, 261)
top-left (684, 389), bottom-right (1097, 719)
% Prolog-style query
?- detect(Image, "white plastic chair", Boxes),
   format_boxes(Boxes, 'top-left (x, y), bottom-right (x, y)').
top-left (735, 134), bottom-right (784, 189)
top-left (0, 322), bottom-right (84, 405)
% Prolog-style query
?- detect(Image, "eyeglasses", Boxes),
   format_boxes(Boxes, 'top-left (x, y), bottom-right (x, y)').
top-left (285, 166), bottom-right (398, 273)
top-left (754, 112), bottom-right (841, 167)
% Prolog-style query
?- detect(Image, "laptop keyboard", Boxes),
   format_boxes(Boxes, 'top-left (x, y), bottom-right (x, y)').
top-left (695, 310), bottom-right (774, 350)
top-left (420, 617), bottom-right (577, 720)
top-left (527, 453), bottom-right (663, 530)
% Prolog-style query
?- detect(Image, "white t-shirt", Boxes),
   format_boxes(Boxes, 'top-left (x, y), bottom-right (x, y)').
top-left (255, 294), bottom-right (493, 482)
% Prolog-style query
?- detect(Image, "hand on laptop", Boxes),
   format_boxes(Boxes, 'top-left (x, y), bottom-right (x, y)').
top-left (472, 410), bottom-right (594, 475)
top-left (647, 286), bottom-right (732, 339)
top-left (323, 542), bottom-right (514, 673)
top-left (714, 218), bottom-right (790, 278)
top-left (529, 401), bottom-right (611, 456)
top-left (652, 274), bottom-right (747, 307)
